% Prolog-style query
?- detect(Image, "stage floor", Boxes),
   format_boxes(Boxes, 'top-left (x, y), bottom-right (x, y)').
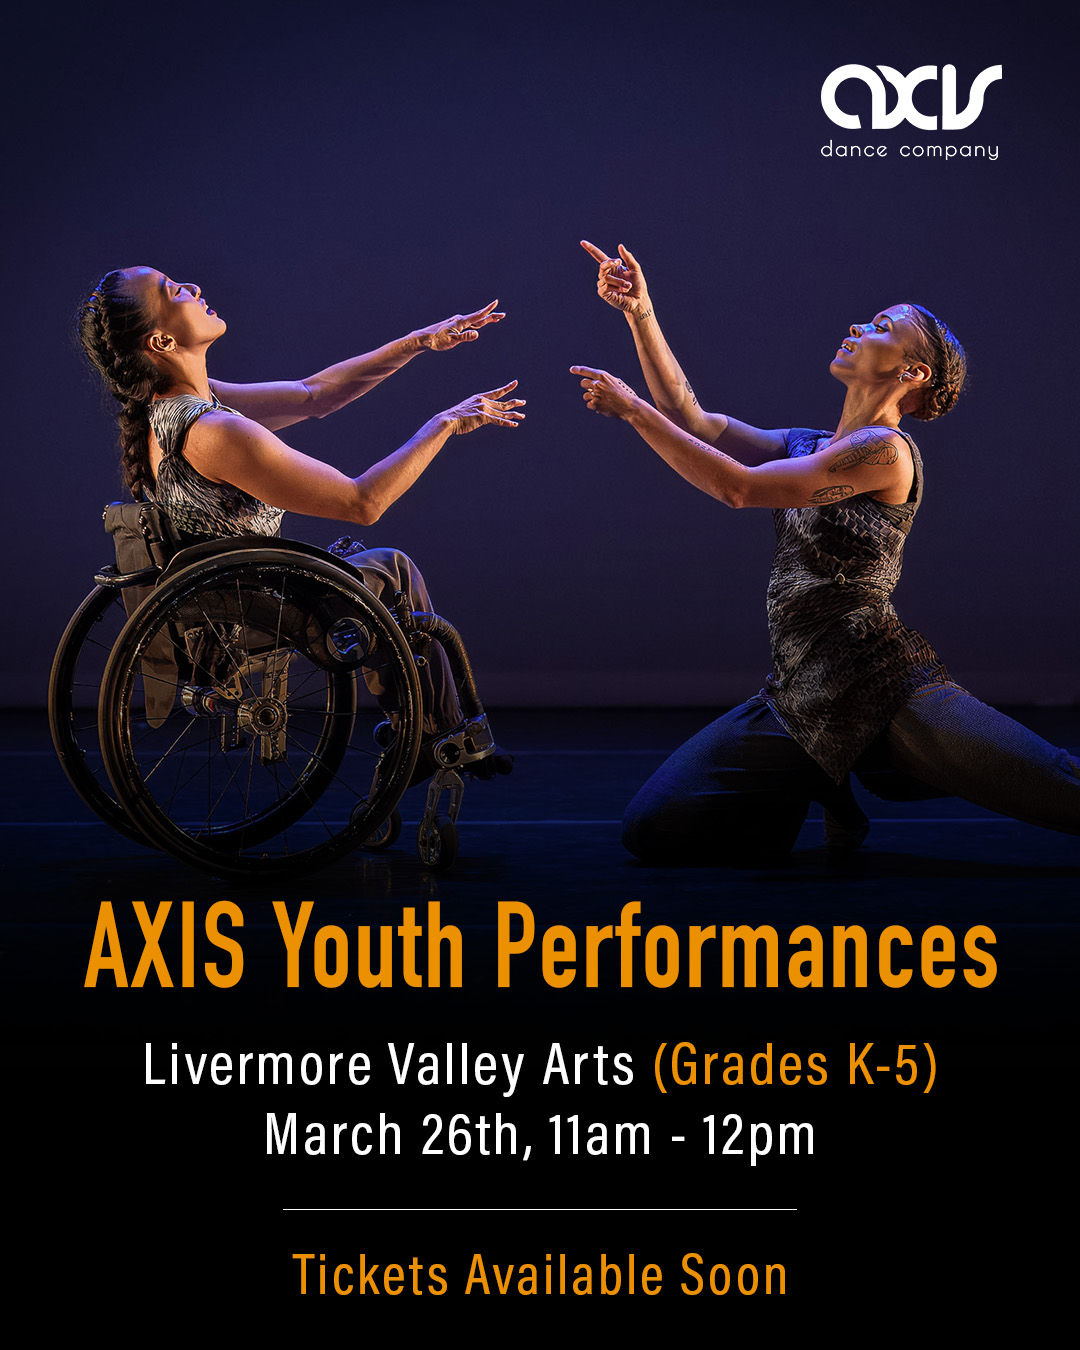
top-left (5, 706), bottom-right (1076, 1007)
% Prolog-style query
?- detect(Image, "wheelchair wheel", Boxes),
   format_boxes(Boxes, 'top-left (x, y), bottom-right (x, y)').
top-left (98, 549), bottom-right (422, 877)
top-left (357, 804), bottom-right (402, 851)
top-left (417, 815), bottom-right (458, 871)
top-left (48, 585), bottom-right (145, 843)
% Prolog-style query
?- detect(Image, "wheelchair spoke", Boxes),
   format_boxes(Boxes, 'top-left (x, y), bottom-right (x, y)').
top-left (275, 662), bottom-right (324, 702)
top-left (233, 577), bottom-right (259, 702)
top-left (285, 718), bottom-right (378, 767)
top-left (191, 738), bottom-right (261, 838)
top-left (151, 732), bottom-right (246, 836)
top-left (83, 635), bottom-right (117, 653)
top-left (132, 666), bottom-right (183, 689)
top-left (271, 569), bottom-right (287, 652)
top-left (92, 552), bottom-right (422, 874)
top-left (280, 727), bottom-right (365, 801)
top-left (137, 716), bottom-right (202, 787)
top-left (237, 732), bottom-right (262, 841)
top-left (160, 725), bottom-right (255, 831)
top-left (188, 599), bottom-right (259, 702)
top-left (134, 659), bottom-right (353, 848)
top-left (156, 735), bottom-right (209, 814)
top-left (363, 660), bottom-right (395, 679)
top-left (278, 729), bottom-right (371, 805)
top-left (260, 749), bottom-right (339, 842)
top-left (207, 620), bottom-right (260, 701)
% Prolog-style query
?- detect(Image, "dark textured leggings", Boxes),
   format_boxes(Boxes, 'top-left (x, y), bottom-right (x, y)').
top-left (621, 683), bottom-right (1080, 864)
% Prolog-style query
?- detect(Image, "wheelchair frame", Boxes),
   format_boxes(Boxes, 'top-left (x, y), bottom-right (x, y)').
top-left (49, 504), bottom-right (499, 878)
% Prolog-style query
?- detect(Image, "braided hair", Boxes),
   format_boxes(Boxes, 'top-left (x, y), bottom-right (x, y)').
top-left (78, 270), bottom-right (170, 499)
top-left (904, 304), bottom-right (967, 421)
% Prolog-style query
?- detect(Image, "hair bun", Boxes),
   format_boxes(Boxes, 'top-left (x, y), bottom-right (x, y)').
top-left (906, 304), bottom-right (967, 422)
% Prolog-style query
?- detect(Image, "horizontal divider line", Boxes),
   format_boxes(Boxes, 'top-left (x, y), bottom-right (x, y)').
top-left (281, 1206), bottom-right (798, 1213)
top-left (0, 817), bottom-right (1028, 827)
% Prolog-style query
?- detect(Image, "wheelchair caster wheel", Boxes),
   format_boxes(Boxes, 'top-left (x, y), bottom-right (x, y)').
top-left (356, 804), bottom-right (402, 851)
top-left (417, 815), bottom-right (457, 871)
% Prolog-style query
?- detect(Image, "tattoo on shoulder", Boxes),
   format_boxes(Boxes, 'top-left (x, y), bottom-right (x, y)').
top-left (810, 484), bottom-right (855, 504)
top-left (684, 381), bottom-right (699, 407)
top-left (829, 428), bottom-right (900, 473)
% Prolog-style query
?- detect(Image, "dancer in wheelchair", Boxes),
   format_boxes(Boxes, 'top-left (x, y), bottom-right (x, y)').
top-left (571, 241), bottom-right (1079, 861)
top-left (78, 265), bottom-right (520, 774)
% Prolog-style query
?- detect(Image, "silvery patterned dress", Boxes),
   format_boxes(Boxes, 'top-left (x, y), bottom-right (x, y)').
top-left (148, 393), bottom-right (284, 536)
top-left (760, 426), bottom-right (949, 782)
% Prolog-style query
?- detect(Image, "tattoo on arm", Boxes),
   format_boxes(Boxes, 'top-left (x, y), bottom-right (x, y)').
top-left (684, 381), bottom-right (699, 407)
top-left (689, 437), bottom-right (740, 468)
top-left (829, 428), bottom-right (900, 473)
top-left (810, 484), bottom-right (855, 504)
top-left (633, 307), bottom-right (654, 323)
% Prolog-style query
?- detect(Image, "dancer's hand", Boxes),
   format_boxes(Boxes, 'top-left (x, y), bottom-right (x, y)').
top-left (580, 241), bottom-right (650, 318)
top-left (570, 366), bottom-right (640, 419)
top-left (415, 301), bottom-right (505, 351)
top-left (445, 382), bottom-right (525, 434)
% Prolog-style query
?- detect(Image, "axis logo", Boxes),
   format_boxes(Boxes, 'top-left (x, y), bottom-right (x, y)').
top-left (821, 65), bottom-right (1002, 130)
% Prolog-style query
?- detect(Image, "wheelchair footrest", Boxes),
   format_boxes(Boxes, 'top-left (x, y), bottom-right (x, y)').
top-left (428, 714), bottom-right (495, 770)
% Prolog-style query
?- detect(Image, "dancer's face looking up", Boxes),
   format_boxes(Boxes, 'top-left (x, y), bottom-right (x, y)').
top-left (120, 266), bottom-right (227, 358)
top-left (830, 304), bottom-right (926, 385)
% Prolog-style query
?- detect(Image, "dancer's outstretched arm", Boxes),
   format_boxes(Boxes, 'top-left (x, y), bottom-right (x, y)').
top-left (181, 381), bottom-right (524, 526)
top-left (580, 240), bottom-right (786, 464)
top-left (571, 366), bottom-right (909, 510)
top-left (210, 301), bottom-right (506, 431)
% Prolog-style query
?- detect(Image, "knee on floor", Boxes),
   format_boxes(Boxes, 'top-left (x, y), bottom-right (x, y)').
top-left (621, 796), bottom-right (800, 867)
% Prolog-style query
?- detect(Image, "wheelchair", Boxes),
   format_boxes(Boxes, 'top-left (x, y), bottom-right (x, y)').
top-left (49, 502), bottom-right (502, 879)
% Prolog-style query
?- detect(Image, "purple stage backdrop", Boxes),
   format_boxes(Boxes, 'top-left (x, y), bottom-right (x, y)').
top-left (3, 1), bottom-right (1076, 709)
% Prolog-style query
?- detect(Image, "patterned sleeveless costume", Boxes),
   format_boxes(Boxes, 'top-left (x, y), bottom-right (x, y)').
top-left (762, 427), bottom-right (947, 782)
top-left (148, 393), bottom-right (283, 537)
top-left (622, 425), bottom-right (1080, 862)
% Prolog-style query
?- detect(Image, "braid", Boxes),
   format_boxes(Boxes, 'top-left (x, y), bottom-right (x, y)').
top-left (78, 270), bottom-right (169, 499)
top-left (905, 304), bottom-right (967, 422)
